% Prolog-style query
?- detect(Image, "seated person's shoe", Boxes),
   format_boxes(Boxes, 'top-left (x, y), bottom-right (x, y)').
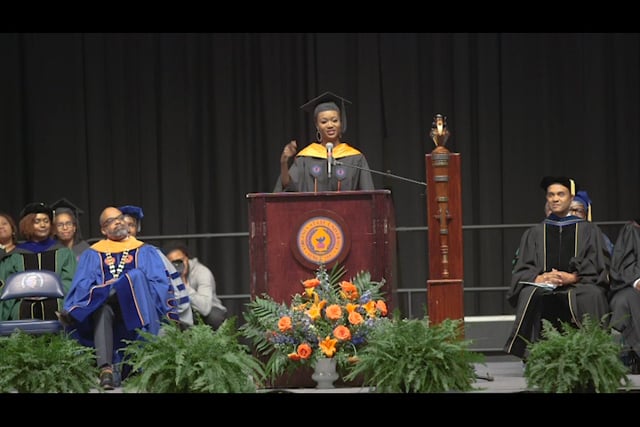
top-left (630, 352), bottom-right (640, 375)
top-left (99, 366), bottom-right (115, 390)
top-left (620, 349), bottom-right (640, 374)
top-left (55, 310), bottom-right (75, 328)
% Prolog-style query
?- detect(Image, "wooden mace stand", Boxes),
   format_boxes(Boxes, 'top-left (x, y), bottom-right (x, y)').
top-left (425, 144), bottom-right (464, 326)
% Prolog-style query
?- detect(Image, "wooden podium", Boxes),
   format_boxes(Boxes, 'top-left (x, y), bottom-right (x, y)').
top-left (247, 190), bottom-right (397, 309)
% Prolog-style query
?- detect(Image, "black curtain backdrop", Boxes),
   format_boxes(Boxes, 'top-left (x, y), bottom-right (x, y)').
top-left (2, 33), bottom-right (639, 320)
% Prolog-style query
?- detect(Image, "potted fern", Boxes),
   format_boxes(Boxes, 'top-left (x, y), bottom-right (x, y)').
top-left (121, 318), bottom-right (265, 393)
top-left (343, 314), bottom-right (484, 393)
top-left (0, 330), bottom-right (98, 393)
top-left (524, 316), bottom-right (631, 393)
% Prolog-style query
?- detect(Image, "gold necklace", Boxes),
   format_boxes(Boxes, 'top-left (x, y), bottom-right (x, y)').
top-left (106, 249), bottom-right (129, 278)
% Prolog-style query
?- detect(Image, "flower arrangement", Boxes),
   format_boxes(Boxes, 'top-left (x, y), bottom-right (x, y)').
top-left (241, 264), bottom-right (388, 378)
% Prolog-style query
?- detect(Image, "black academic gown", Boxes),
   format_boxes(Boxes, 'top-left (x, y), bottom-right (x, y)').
top-left (609, 221), bottom-right (640, 353)
top-left (504, 215), bottom-right (611, 359)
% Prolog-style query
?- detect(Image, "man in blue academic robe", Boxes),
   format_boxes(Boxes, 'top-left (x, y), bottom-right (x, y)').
top-left (59, 206), bottom-right (176, 389)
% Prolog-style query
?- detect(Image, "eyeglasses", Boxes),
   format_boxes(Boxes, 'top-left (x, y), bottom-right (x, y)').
top-left (56, 221), bottom-right (74, 229)
top-left (101, 214), bottom-right (125, 228)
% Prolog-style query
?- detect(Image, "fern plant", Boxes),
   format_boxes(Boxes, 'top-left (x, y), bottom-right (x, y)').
top-left (121, 318), bottom-right (265, 393)
top-left (241, 295), bottom-right (293, 378)
top-left (0, 330), bottom-right (98, 393)
top-left (524, 316), bottom-right (631, 393)
top-left (343, 314), bottom-right (484, 393)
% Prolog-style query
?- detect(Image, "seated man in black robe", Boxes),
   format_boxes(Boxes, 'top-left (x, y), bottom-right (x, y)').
top-left (504, 176), bottom-right (611, 360)
top-left (609, 219), bottom-right (640, 372)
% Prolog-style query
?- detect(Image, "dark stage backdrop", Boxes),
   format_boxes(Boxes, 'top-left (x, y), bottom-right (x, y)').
top-left (2, 33), bottom-right (639, 319)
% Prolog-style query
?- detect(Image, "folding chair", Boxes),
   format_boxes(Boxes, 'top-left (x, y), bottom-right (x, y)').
top-left (0, 270), bottom-right (64, 336)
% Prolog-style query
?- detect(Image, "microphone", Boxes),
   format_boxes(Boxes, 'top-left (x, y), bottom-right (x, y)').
top-left (326, 142), bottom-right (334, 178)
top-left (333, 159), bottom-right (427, 187)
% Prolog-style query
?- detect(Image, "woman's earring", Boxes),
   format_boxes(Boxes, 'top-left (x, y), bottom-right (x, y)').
top-left (316, 129), bottom-right (322, 142)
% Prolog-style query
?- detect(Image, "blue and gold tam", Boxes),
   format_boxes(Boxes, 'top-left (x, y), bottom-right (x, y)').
top-left (118, 205), bottom-right (144, 233)
top-left (573, 190), bottom-right (592, 221)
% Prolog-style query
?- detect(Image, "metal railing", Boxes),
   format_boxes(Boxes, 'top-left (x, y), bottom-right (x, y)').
top-left (89, 220), bottom-right (626, 320)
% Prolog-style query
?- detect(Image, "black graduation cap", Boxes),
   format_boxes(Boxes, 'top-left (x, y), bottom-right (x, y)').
top-left (51, 198), bottom-right (88, 240)
top-left (540, 176), bottom-right (577, 196)
top-left (51, 198), bottom-right (85, 220)
top-left (300, 91), bottom-right (352, 133)
top-left (19, 202), bottom-right (53, 220)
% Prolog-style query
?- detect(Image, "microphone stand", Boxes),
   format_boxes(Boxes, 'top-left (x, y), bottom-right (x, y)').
top-left (334, 160), bottom-right (427, 187)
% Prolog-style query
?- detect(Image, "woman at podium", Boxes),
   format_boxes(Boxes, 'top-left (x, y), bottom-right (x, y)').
top-left (274, 91), bottom-right (375, 192)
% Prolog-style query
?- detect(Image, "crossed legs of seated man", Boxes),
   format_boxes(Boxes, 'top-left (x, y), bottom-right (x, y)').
top-left (610, 287), bottom-right (640, 374)
top-left (62, 271), bottom-right (168, 390)
top-left (92, 294), bottom-right (127, 390)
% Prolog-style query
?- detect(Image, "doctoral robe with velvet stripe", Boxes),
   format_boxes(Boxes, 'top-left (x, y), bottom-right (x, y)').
top-left (0, 238), bottom-right (76, 321)
top-left (63, 237), bottom-right (174, 362)
top-left (504, 215), bottom-right (611, 359)
top-left (609, 221), bottom-right (640, 353)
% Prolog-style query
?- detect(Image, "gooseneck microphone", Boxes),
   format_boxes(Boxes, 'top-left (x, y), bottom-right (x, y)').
top-left (326, 142), bottom-right (334, 178)
top-left (333, 159), bottom-right (427, 187)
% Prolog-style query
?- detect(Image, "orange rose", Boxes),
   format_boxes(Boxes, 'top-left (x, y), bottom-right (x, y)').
top-left (297, 343), bottom-right (313, 360)
top-left (325, 304), bottom-right (342, 320)
top-left (303, 278), bottom-right (321, 289)
top-left (278, 316), bottom-right (292, 332)
top-left (333, 325), bottom-right (352, 341)
top-left (340, 281), bottom-right (359, 300)
top-left (376, 300), bottom-right (388, 316)
top-left (348, 310), bottom-right (364, 325)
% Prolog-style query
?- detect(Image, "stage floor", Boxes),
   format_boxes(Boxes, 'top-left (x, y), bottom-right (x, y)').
top-left (98, 354), bottom-right (640, 393)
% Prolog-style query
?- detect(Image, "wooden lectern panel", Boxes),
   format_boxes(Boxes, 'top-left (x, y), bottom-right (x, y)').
top-left (247, 190), bottom-right (397, 310)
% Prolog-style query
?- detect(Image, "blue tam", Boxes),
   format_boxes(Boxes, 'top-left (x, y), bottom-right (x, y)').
top-left (573, 191), bottom-right (591, 209)
top-left (572, 190), bottom-right (592, 221)
top-left (118, 205), bottom-right (144, 220)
